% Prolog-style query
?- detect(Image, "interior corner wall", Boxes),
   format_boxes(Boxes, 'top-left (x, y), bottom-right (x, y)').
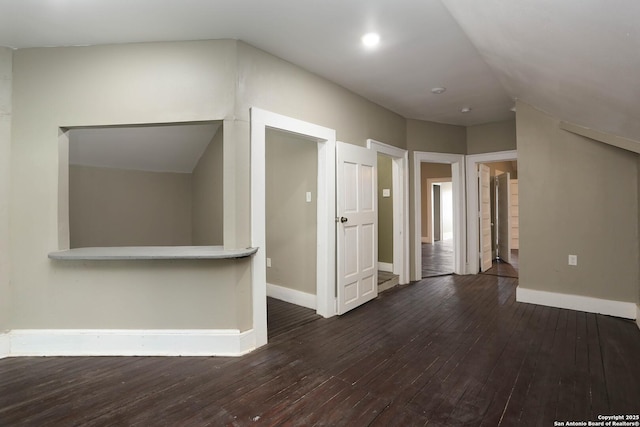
top-left (517, 102), bottom-right (639, 304)
top-left (265, 129), bottom-right (318, 295)
top-left (69, 166), bottom-right (193, 247)
top-left (234, 41), bottom-right (406, 149)
top-left (466, 119), bottom-right (517, 155)
top-left (0, 47), bottom-right (12, 332)
top-left (406, 119), bottom-right (467, 155)
top-left (10, 40), bottom-right (255, 331)
top-left (377, 154), bottom-right (393, 264)
top-left (192, 125), bottom-right (224, 245)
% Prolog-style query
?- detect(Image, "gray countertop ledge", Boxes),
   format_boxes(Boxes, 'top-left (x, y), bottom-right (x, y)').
top-left (48, 246), bottom-right (258, 260)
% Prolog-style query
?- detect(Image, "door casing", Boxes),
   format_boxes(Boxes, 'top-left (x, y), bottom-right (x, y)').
top-left (367, 139), bottom-right (409, 285)
top-left (465, 150), bottom-right (518, 274)
top-left (413, 152), bottom-right (466, 280)
top-left (251, 108), bottom-right (336, 348)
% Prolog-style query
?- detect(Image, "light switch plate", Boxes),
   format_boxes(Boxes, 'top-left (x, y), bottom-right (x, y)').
top-left (568, 254), bottom-right (577, 266)
top-left (306, 191), bottom-right (312, 202)
top-left (266, 258), bottom-right (272, 267)
top-left (382, 188), bottom-right (391, 198)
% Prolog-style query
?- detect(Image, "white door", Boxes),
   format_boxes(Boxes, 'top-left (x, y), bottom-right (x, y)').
top-left (479, 164), bottom-right (492, 272)
top-left (497, 172), bottom-right (511, 263)
top-left (337, 141), bottom-right (378, 315)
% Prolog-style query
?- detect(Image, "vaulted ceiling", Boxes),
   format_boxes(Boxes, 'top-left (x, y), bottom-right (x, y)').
top-left (1, 0), bottom-right (638, 139)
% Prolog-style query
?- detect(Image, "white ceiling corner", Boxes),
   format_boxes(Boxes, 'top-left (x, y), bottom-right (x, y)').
top-left (441, 0), bottom-right (640, 141)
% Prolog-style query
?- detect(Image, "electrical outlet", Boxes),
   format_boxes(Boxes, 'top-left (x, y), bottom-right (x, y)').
top-left (568, 254), bottom-right (578, 266)
top-left (382, 188), bottom-right (391, 198)
top-left (266, 257), bottom-right (272, 268)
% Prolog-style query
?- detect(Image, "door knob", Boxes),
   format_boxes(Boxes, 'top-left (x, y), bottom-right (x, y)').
top-left (340, 217), bottom-right (348, 223)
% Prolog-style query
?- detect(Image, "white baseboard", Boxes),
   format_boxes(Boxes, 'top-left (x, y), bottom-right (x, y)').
top-left (0, 333), bottom-right (10, 359)
top-left (516, 287), bottom-right (637, 319)
top-left (6, 329), bottom-right (255, 357)
top-left (378, 262), bottom-right (393, 273)
top-left (267, 283), bottom-right (316, 310)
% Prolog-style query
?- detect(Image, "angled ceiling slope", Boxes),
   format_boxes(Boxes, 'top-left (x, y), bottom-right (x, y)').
top-left (0, 0), bottom-right (514, 126)
top-left (442, 0), bottom-right (640, 141)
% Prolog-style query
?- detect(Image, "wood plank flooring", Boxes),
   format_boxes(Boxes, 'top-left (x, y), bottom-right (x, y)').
top-left (482, 250), bottom-right (519, 278)
top-left (267, 297), bottom-right (321, 340)
top-left (422, 240), bottom-right (454, 277)
top-left (2, 274), bottom-right (640, 426)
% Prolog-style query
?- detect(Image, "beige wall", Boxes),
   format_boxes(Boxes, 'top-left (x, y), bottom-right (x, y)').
top-left (467, 119), bottom-right (517, 155)
top-left (192, 125), bottom-right (224, 245)
top-left (0, 47), bottom-right (11, 332)
top-left (69, 166), bottom-right (193, 247)
top-left (265, 129), bottom-right (317, 295)
top-left (517, 102), bottom-right (639, 303)
top-left (235, 42), bottom-right (407, 149)
top-left (407, 119), bottom-right (466, 154)
top-left (407, 119), bottom-right (465, 279)
top-left (420, 163), bottom-right (453, 242)
top-left (10, 40), bottom-right (252, 331)
top-left (378, 154), bottom-right (393, 264)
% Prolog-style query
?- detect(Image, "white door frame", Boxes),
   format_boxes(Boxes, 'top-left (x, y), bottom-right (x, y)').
top-left (413, 152), bottom-right (466, 280)
top-left (426, 177), bottom-right (452, 244)
top-left (465, 150), bottom-right (518, 274)
top-left (366, 139), bottom-right (409, 285)
top-left (251, 108), bottom-right (336, 348)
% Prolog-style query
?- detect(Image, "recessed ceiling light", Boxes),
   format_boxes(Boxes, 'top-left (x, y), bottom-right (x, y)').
top-left (461, 107), bottom-right (472, 113)
top-left (431, 87), bottom-right (446, 94)
top-left (361, 32), bottom-right (380, 48)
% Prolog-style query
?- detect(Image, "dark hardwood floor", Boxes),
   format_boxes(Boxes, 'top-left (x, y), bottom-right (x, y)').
top-left (422, 239), bottom-right (454, 277)
top-left (2, 274), bottom-right (640, 426)
top-left (267, 297), bottom-right (321, 340)
top-left (482, 249), bottom-right (519, 278)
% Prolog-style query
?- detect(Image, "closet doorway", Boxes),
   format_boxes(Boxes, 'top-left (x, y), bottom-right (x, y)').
top-left (466, 151), bottom-right (519, 277)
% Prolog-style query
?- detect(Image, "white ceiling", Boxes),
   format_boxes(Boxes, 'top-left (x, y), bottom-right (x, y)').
top-left (69, 123), bottom-right (220, 173)
top-left (1, 0), bottom-right (639, 139)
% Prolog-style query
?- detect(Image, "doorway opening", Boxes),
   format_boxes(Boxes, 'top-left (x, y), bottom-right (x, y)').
top-left (265, 128), bottom-right (321, 338)
top-left (251, 108), bottom-right (336, 348)
top-left (377, 153), bottom-right (399, 291)
top-left (413, 152), bottom-right (466, 281)
top-left (479, 161), bottom-right (519, 278)
top-left (422, 165), bottom-right (454, 277)
top-left (367, 139), bottom-right (410, 288)
top-left (465, 150), bottom-right (518, 277)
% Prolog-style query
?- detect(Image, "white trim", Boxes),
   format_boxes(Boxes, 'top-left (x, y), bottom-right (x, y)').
top-left (0, 333), bottom-right (9, 359)
top-left (251, 108), bottom-right (336, 349)
top-left (637, 304), bottom-right (640, 331)
top-left (378, 262), bottom-right (393, 273)
top-left (6, 329), bottom-right (255, 357)
top-left (465, 151), bottom-right (518, 274)
top-left (367, 139), bottom-right (410, 285)
top-left (516, 287), bottom-right (637, 319)
top-left (413, 152), bottom-right (466, 280)
top-left (267, 283), bottom-right (316, 310)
